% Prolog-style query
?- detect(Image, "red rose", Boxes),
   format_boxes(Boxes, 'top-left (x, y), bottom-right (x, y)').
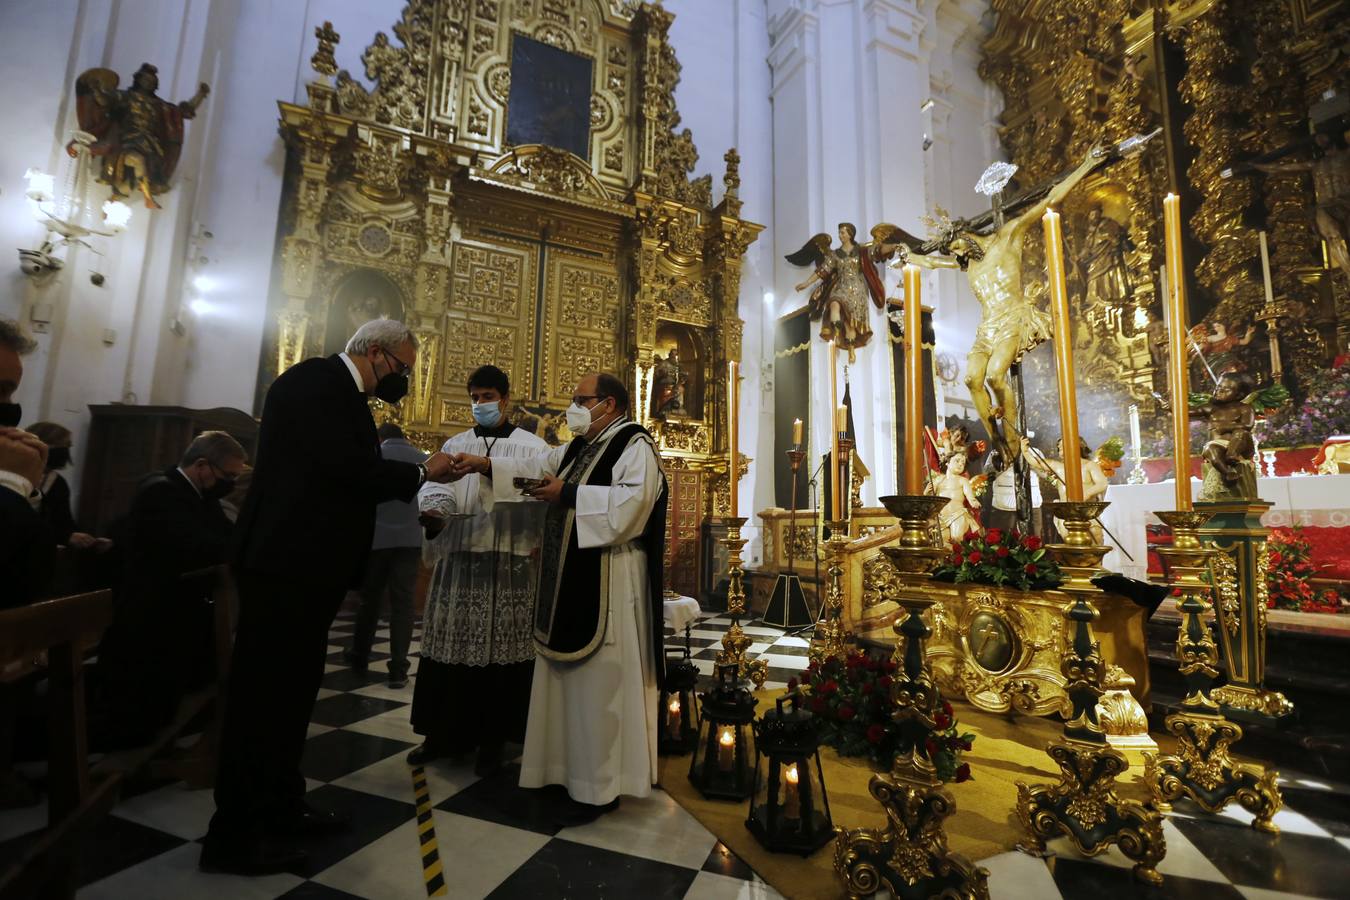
top-left (942, 700), bottom-right (953, 716)
top-left (838, 705), bottom-right (856, 721)
top-left (885, 660), bottom-right (898, 673)
top-left (862, 682), bottom-right (875, 695)
top-left (878, 675), bottom-right (893, 688)
top-left (1024, 563), bottom-right (1037, 574)
top-left (953, 553), bottom-right (965, 565)
top-left (821, 679), bottom-right (838, 695)
top-left (985, 528), bottom-right (1003, 544)
top-left (954, 763), bottom-right (971, 783)
top-left (1024, 535), bottom-right (1042, 550)
top-left (867, 723), bottom-right (886, 744)
top-left (963, 530), bottom-right (981, 543)
top-left (924, 738), bottom-right (938, 756)
top-left (811, 696), bottom-right (826, 713)
top-left (996, 546), bottom-right (1010, 558)
top-left (934, 713), bottom-right (951, 729)
top-left (959, 739), bottom-right (972, 751)
top-left (968, 551), bottom-right (982, 564)
top-left (1269, 551), bottom-right (1283, 565)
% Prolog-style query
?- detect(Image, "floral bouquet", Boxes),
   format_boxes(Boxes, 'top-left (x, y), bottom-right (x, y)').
top-left (1266, 526), bottom-right (1344, 614)
top-left (1096, 436), bottom-right (1125, 478)
top-left (932, 528), bottom-right (1062, 591)
top-left (795, 652), bottom-right (973, 781)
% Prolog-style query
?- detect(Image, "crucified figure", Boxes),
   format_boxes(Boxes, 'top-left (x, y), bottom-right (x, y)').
top-left (896, 146), bottom-right (1105, 459)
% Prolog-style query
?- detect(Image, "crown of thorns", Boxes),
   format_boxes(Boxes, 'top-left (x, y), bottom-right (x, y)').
top-left (921, 207), bottom-right (963, 246)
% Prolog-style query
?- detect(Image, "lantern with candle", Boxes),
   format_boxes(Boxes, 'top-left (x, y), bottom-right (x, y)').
top-left (659, 625), bottom-right (701, 756)
top-left (689, 663), bottom-right (758, 800)
top-left (747, 692), bottom-right (833, 855)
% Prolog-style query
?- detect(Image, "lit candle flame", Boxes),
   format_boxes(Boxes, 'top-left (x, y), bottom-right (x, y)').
top-left (785, 763), bottom-right (799, 784)
top-left (719, 728), bottom-right (734, 747)
top-left (668, 696), bottom-right (680, 713)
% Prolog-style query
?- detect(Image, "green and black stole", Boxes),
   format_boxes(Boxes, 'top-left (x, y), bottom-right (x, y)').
top-left (533, 419), bottom-right (669, 688)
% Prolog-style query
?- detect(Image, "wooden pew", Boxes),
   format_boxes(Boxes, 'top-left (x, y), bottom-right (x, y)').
top-left (0, 590), bottom-right (116, 900)
top-left (92, 565), bottom-right (237, 788)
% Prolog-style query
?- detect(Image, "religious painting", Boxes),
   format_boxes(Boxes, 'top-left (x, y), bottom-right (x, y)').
top-left (652, 323), bottom-right (704, 420)
top-left (506, 34), bottom-right (592, 159)
top-left (323, 268), bottom-right (406, 357)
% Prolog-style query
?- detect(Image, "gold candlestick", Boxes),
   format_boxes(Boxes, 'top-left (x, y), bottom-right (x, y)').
top-left (1144, 510), bottom-right (1282, 832)
top-left (808, 519), bottom-right (852, 665)
top-left (1043, 208), bottom-right (1083, 500)
top-left (1162, 193), bottom-right (1192, 511)
top-left (716, 518), bottom-right (767, 689)
top-left (1016, 499), bottom-right (1167, 886)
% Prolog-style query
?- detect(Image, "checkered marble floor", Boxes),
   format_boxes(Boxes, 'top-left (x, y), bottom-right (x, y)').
top-left (1, 608), bottom-right (1347, 899)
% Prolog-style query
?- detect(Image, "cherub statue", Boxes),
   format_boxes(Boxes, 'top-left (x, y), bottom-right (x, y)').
top-left (1024, 436), bottom-right (1109, 544)
top-left (75, 64), bottom-right (210, 208)
top-left (929, 450), bottom-right (982, 542)
top-left (894, 145), bottom-right (1108, 459)
top-left (786, 223), bottom-right (901, 362)
top-left (1193, 372), bottom-right (1259, 502)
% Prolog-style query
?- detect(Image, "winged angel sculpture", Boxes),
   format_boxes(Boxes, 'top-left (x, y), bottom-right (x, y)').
top-left (786, 223), bottom-right (906, 362)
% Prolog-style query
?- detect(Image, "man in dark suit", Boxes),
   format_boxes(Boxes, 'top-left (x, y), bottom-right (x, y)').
top-left (203, 319), bottom-right (453, 875)
top-left (97, 431), bottom-right (247, 745)
top-left (0, 318), bottom-right (53, 609)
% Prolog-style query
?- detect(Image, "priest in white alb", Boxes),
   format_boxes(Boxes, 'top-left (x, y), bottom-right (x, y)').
top-left (452, 372), bottom-right (667, 825)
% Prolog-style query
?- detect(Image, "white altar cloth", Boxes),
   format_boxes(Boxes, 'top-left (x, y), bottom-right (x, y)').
top-left (1099, 474), bottom-right (1350, 579)
top-left (663, 595), bottom-right (701, 633)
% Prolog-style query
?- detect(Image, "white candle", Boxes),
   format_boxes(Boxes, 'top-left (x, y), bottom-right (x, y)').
top-left (1259, 231), bottom-right (1275, 306)
top-left (1129, 404), bottom-right (1142, 462)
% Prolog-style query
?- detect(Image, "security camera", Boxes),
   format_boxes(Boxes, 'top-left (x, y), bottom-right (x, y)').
top-left (90, 272), bottom-right (105, 286)
top-left (18, 247), bottom-right (62, 277)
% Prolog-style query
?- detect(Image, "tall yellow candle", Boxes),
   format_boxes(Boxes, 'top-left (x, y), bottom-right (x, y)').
top-left (1162, 193), bottom-right (1192, 510)
top-left (1042, 208), bottom-right (1083, 502)
top-left (902, 264), bottom-right (924, 494)
top-left (829, 341), bottom-right (840, 521)
top-left (728, 361), bottom-right (739, 518)
top-left (792, 417), bottom-right (803, 448)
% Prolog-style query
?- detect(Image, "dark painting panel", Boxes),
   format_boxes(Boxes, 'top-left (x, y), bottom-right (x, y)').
top-left (506, 34), bottom-right (592, 159)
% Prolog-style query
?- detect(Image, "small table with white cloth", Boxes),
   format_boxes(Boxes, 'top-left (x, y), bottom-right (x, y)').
top-left (663, 594), bottom-right (702, 634)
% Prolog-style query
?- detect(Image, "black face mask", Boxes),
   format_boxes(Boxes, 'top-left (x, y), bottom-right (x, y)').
top-left (46, 447), bottom-right (70, 470)
top-left (0, 402), bottom-right (19, 427)
top-left (204, 477), bottom-right (236, 501)
top-left (373, 350), bottom-right (410, 404)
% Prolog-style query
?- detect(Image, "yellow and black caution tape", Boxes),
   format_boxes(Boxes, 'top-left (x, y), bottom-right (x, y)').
top-left (410, 765), bottom-right (447, 896)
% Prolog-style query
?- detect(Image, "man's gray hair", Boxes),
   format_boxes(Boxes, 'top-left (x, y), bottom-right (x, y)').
top-left (0, 319), bottom-right (38, 356)
top-left (345, 319), bottom-right (418, 356)
top-left (181, 430), bottom-right (247, 468)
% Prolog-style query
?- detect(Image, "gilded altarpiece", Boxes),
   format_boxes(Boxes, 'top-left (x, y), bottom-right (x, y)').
top-left (261, 1), bottom-right (762, 597)
top-left (980, 0), bottom-right (1347, 447)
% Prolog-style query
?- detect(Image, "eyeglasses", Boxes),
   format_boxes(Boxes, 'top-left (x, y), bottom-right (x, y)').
top-left (380, 348), bottom-right (412, 378)
top-left (571, 394), bottom-right (609, 407)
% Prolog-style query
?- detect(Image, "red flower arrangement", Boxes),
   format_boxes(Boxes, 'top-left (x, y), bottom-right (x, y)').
top-left (797, 652), bottom-right (974, 781)
top-left (933, 528), bottom-right (1062, 591)
top-left (1265, 526), bottom-right (1345, 614)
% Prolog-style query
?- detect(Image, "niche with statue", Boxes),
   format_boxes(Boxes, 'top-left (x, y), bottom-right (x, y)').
top-left (651, 323), bottom-right (706, 421)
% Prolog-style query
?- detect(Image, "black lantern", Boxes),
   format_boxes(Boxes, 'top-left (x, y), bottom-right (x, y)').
top-left (746, 692), bottom-right (833, 855)
top-left (689, 663), bottom-right (757, 800)
top-left (659, 626), bottom-right (701, 756)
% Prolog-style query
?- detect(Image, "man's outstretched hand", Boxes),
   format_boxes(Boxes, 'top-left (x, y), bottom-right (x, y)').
top-left (425, 452), bottom-right (456, 483)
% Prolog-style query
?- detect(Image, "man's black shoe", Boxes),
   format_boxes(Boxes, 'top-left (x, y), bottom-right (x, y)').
top-left (199, 839), bottom-right (307, 876)
top-left (387, 673), bottom-right (408, 689)
top-left (407, 743), bottom-right (447, 766)
top-left (551, 797), bottom-right (619, 828)
top-left (342, 650), bottom-right (368, 673)
top-left (269, 804), bottom-right (351, 837)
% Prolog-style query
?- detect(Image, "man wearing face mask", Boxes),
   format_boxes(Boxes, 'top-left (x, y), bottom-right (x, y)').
top-left (453, 372), bottom-right (668, 826)
top-left (408, 364), bottom-right (548, 774)
top-left (97, 430), bottom-right (248, 745)
top-left (204, 319), bottom-right (454, 876)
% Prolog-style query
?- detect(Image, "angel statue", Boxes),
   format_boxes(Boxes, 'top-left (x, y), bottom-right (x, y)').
top-left (75, 64), bottom-right (210, 209)
top-left (786, 223), bottom-right (902, 362)
top-left (1023, 436), bottom-right (1109, 544)
top-left (929, 450), bottom-right (983, 542)
top-left (1193, 372), bottom-right (1259, 502)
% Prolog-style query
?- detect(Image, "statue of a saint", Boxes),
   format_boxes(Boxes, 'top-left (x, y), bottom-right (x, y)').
top-left (1080, 206), bottom-right (1133, 309)
top-left (651, 349), bottom-right (687, 418)
top-left (75, 64), bottom-right (210, 209)
top-left (897, 146), bottom-right (1105, 458)
top-left (929, 451), bottom-right (982, 543)
top-left (1193, 320), bottom-right (1257, 376)
top-left (1024, 436), bottom-right (1109, 544)
top-left (1194, 372), bottom-right (1259, 502)
top-left (1243, 130), bottom-right (1350, 283)
top-left (786, 223), bottom-right (898, 362)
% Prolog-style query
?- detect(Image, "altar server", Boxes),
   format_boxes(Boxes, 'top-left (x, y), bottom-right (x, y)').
top-left (453, 372), bottom-right (667, 825)
top-left (409, 365), bottom-right (548, 775)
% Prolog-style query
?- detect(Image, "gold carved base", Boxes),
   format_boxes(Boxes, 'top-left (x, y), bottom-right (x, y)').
top-left (1144, 714), bottom-right (1282, 833)
top-left (1017, 740), bottom-right (1166, 885)
top-left (809, 522), bottom-right (855, 665)
top-left (716, 522), bottom-right (768, 689)
top-left (1210, 685), bottom-right (1294, 721)
top-left (835, 776), bottom-right (990, 900)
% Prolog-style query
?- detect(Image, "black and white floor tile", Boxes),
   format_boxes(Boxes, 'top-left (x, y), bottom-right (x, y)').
top-left (1, 608), bottom-right (1347, 899)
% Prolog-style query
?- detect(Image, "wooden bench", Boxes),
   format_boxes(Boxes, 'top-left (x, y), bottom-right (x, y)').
top-left (0, 590), bottom-right (116, 900)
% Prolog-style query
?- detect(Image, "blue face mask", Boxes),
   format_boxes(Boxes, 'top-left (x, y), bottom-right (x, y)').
top-left (471, 400), bottom-right (501, 428)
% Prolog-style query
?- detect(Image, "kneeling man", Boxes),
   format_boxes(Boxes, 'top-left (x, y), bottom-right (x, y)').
top-left (453, 373), bottom-right (667, 824)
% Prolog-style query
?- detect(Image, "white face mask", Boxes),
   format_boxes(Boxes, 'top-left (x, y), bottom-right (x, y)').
top-left (566, 402), bottom-right (594, 435)
top-left (471, 400), bottom-right (501, 428)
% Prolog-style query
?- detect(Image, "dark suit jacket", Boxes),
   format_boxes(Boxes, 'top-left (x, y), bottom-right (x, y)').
top-left (234, 354), bottom-right (421, 589)
top-left (1, 487), bottom-right (56, 607)
top-left (123, 467), bottom-right (233, 593)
